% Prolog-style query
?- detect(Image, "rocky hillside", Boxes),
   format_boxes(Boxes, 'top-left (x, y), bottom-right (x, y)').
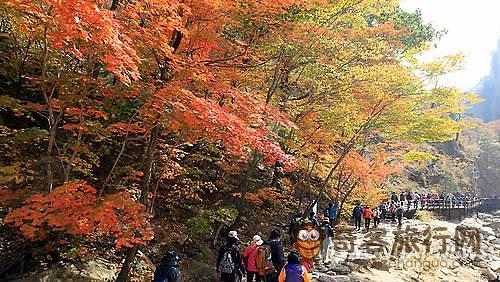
top-left (387, 120), bottom-right (500, 199)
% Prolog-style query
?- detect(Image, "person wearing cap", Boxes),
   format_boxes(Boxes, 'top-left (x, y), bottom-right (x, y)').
top-left (278, 252), bottom-right (311, 282)
top-left (217, 231), bottom-right (245, 282)
top-left (152, 250), bottom-right (183, 282)
top-left (243, 235), bottom-right (264, 282)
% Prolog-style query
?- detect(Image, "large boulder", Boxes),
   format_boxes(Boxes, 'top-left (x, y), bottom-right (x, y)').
top-left (13, 259), bottom-right (117, 282)
top-left (186, 260), bottom-right (218, 282)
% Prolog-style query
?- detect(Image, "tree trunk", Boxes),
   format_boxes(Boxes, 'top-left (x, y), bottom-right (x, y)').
top-left (148, 177), bottom-right (161, 213)
top-left (336, 182), bottom-right (358, 225)
top-left (115, 125), bottom-right (161, 282)
top-left (233, 151), bottom-right (260, 227)
top-left (139, 125), bottom-right (161, 205)
top-left (115, 246), bottom-right (138, 282)
top-left (46, 126), bottom-right (56, 191)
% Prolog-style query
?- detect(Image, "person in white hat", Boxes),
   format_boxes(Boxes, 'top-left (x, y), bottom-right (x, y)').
top-left (217, 231), bottom-right (245, 282)
top-left (242, 235), bottom-right (264, 281)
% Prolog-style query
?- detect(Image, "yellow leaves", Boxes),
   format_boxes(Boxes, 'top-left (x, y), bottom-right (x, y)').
top-left (403, 150), bottom-right (437, 163)
top-left (0, 162), bottom-right (34, 184)
top-left (419, 53), bottom-right (465, 84)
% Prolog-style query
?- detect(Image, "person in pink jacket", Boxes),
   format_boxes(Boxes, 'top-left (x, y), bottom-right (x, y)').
top-left (243, 235), bottom-right (264, 282)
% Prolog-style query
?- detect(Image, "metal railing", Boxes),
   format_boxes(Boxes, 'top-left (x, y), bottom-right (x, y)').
top-left (391, 198), bottom-right (482, 211)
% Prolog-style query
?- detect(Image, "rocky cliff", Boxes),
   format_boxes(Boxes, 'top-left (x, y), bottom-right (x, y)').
top-left (473, 40), bottom-right (500, 122)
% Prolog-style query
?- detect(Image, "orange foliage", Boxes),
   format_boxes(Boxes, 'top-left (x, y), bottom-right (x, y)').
top-left (4, 181), bottom-right (153, 248)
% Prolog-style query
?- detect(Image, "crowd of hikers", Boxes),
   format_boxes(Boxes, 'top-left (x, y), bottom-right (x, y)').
top-left (387, 191), bottom-right (478, 209)
top-left (152, 191), bottom-right (479, 281)
top-left (352, 202), bottom-right (405, 231)
top-left (215, 229), bottom-right (311, 282)
top-left (153, 229), bottom-right (310, 282)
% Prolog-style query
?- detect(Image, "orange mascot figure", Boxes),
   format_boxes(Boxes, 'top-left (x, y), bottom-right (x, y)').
top-left (293, 218), bottom-right (324, 272)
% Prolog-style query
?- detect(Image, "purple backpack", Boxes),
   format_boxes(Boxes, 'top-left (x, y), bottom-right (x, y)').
top-left (285, 263), bottom-right (304, 282)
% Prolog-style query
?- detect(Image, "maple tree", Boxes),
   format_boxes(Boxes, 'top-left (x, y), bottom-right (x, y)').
top-left (4, 181), bottom-right (152, 248)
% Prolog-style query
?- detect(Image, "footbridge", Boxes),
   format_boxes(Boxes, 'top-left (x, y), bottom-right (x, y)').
top-left (403, 197), bottom-right (500, 220)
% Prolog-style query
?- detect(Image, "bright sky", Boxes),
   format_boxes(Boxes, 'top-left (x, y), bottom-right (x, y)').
top-left (401, 0), bottom-right (500, 91)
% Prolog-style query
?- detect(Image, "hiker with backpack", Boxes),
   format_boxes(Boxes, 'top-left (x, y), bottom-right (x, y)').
top-left (217, 231), bottom-right (245, 282)
top-left (372, 206), bottom-right (381, 228)
top-left (243, 235), bottom-right (264, 282)
top-left (405, 192), bottom-right (413, 209)
top-left (352, 203), bottom-right (363, 231)
top-left (152, 250), bottom-right (183, 282)
top-left (389, 203), bottom-right (397, 223)
top-left (396, 205), bottom-right (404, 226)
top-left (261, 229), bottom-right (285, 282)
top-left (390, 191), bottom-right (399, 204)
top-left (362, 205), bottom-right (372, 231)
top-left (277, 251), bottom-right (311, 282)
top-left (255, 241), bottom-right (276, 282)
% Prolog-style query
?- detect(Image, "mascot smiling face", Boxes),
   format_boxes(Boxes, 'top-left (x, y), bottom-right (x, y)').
top-left (293, 220), bottom-right (324, 260)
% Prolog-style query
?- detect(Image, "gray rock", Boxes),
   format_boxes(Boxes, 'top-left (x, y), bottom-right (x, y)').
top-left (327, 263), bottom-right (352, 275)
top-left (316, 273), bottom-right (351, 282)
top-left (12, 260), bottom-right (117, 282)
top-left (350, 258), bottom-right (371, 267)
top-left (316, 264), bottom-right (328, 272)
top-left (371, 260), bottom-right (390, 271)
top-left (343, 261), bottom-right (361, 272)
top-left (347, 254), bottom-right (374, 267)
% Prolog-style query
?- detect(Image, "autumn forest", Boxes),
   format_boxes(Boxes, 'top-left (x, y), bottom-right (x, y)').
top-left (0, 0), bottom-right (497, 281)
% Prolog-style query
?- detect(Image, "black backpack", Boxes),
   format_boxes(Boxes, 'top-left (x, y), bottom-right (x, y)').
top-left (396, 207), bottom-right (404, 216)
top-left (353, 206), bottom-right (362, 217)
top-left (219, 246), bottom-right (236, 274)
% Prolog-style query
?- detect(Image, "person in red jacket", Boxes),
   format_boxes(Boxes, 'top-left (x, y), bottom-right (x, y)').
top-left (362, 206), bottom-right (373, 231)
top-left (242, 235), bottom-right (264, 282)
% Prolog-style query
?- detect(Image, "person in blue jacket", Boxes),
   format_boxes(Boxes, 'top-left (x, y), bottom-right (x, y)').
top-left (327, 202), bottom-right (338, 226)
top-left (352, 203), bottom-right (363, 231)
top-left (153, 250), bottom-right (183, 282)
